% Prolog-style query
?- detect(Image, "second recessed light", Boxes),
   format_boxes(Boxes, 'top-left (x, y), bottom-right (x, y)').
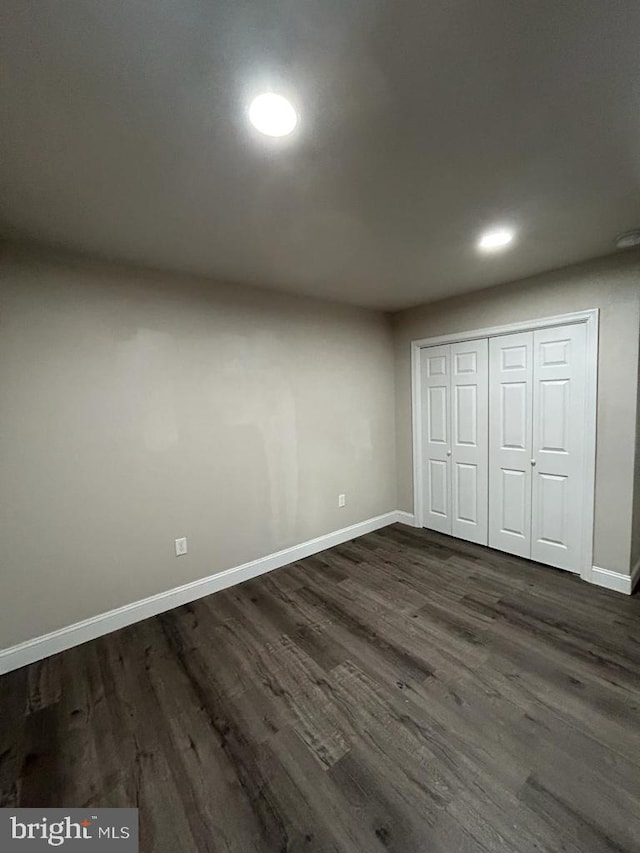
top-left (478, 227), bottom-right (515, 252)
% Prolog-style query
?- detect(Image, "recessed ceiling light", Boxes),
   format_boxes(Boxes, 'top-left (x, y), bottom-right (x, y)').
top-left (615, 230), bottom-right (640, 249)
top-left (248, 93), bottom-right (297, 137)
top-left (477, 227), bottom-right (515, 252)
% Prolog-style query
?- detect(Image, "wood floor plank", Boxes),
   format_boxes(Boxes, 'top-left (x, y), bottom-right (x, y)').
top-left (2, 524), bottom-right (640, 852)
top-left (0, 667), bottom-right (27, 807)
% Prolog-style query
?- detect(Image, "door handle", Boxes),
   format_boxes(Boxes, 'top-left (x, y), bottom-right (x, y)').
top-left (530, 459), bottom-right (536, 466)
top-left (446, 449), bottom-right (452, 456)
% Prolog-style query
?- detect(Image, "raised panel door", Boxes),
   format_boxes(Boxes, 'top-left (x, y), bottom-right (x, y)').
top-left (489, 332), bottom-right (533, 557)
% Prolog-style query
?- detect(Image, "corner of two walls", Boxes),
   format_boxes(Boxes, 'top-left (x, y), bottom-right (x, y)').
top-left (631, 310), bottom-right (640, 575)
top-left (1, 244), bottom-right (638, 655)
top-left (390, 251), bottom-right (640, 577)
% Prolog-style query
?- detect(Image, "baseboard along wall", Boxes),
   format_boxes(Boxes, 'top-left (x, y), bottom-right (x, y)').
top-left (0, 511), bottom-right (412, 675)
top-left (1, 511), bottom-right (634, 675)
top-left (590, 559), bottom-right (640, 596)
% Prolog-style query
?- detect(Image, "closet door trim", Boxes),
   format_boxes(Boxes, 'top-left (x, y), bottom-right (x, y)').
top-left (411, 309), bottom-right (598, 582)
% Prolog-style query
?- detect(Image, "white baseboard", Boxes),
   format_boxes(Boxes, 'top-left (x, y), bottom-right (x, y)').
top-left (395, 511), bottom-right (418, 527)
top-left (0, 511), bottom-right (404, 675)
top-left (590, 562), bottom-right (639, 595)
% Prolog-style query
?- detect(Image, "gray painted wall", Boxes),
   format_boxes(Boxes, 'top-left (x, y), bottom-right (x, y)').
top-left (1, 245), bottom-right (638, 652)
top-left (392, 252), bottom-right (640, 576)
top-left (0, 248), bottom-right (397, 649)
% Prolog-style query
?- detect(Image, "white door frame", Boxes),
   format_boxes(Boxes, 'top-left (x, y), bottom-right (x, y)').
top-left (411, 309), bottom-right (599, 581)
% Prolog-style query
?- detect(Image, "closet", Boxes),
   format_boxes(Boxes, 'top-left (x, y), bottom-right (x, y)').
top-left (419, 320), bottom-right (590, 574)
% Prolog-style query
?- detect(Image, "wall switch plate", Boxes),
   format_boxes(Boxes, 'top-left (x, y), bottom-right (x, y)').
top-left (338, 494), bottom-right (346, 508)
top-left (175, 537), bottom-right (188, 556)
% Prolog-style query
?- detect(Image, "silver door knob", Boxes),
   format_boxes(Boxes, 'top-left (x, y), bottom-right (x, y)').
top-left (530, 459), bottom-right (536, 466)
top-left (446, 449), bottom-right (452, 456)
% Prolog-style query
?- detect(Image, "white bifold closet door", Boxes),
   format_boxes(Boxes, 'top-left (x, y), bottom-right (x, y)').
top-left (420, 339), bottom-right (488, 544)
top-left (421, 344), bottom-right (452, 534)
top-left (488, 332), bottom-right (534, 558)
top-left (530, 323), bottom-right (586, 573)
top-left (489, 324), bottom-right (587, 573)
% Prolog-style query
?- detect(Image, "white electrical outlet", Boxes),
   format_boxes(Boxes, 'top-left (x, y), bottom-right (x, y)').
top-left (175, 537), bottom-right (188, 556)
top-left (338, 494), bottom-right (346, 508)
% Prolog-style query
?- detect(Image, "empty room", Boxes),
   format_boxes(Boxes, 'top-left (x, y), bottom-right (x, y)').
top-left (1, 2), bottom-right (640, 851)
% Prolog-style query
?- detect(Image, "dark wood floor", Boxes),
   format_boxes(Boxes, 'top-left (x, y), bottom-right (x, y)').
top-left (2, 525), bottom-right (640, 852)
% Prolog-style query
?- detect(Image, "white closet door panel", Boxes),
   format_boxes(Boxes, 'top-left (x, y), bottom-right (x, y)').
top-left (428, 460), bottom-right (449, 518)
top-left (420, 345), bottom-right (451, 534)
top-left (489, 332), bottom-right (533, 557)
top-left (450, 339), bottom-right (488, 544)
top-left (531, 324), bottom-right (586, 573)
top-left (427, 386), bottom-right (448, 443)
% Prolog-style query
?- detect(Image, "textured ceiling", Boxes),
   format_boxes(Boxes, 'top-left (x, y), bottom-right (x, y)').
top-left (1, 0), bottom-right (639, 309)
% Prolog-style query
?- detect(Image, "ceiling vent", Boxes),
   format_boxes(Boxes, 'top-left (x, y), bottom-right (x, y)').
top-left (615, 230), bottom-right (640, 249)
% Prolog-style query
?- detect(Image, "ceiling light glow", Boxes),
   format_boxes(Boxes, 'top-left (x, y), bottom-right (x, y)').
top-left (478, 227), bottom-right (515, 252)
top-left (249, 93), bottom-right (297, 137)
